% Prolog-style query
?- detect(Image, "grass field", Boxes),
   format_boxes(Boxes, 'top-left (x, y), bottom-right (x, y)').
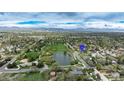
top-left (19, 71), bottom-right (50, 81)
top-left (45, 43), bottom-right (67, 52)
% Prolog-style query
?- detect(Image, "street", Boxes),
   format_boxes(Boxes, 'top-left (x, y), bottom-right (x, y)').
top-left (67, 43), bottom-right (109, 81)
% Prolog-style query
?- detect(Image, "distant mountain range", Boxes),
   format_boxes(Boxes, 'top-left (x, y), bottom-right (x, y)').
top-left (0, 26), bottom-right (124, 32)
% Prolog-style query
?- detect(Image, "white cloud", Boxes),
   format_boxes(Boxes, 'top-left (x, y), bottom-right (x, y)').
top-left (84, 21), bottom-right (124, 29)
top-left (0, 12), bottom-right (124, 30)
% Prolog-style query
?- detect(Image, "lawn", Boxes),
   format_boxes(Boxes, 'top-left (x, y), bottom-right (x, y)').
top-left (19, 71), bottom-right (50, 81)
top-left (45, 44), bottom-right (67, 52)
top-left (25, 51), bottom-right (40, 62)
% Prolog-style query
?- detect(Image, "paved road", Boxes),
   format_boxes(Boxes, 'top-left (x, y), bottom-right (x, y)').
top-left (94, 68), bottom-right (109, 81)
top-left (0, 68), bottom-right (48, 74)
top-left (0, 39), bottom-right (43, 72)
top-left (0, 41), bottom-right (109, 81)
top-left (66, 43), bottom-right (109, 81)
top-left (66, 43), bottom-right (89, 67)
top-left (0, 57), bottom-right (17, 71)
top-left (0, 64), bottom-right (49, 74)
top-left (73, 51), bottom-right (89, 68)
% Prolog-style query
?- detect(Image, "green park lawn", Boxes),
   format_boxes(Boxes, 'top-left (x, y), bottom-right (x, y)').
top-left (45, 43), bottom-right (67, 52)
top-left (19, 71), bottom-right (50, 81)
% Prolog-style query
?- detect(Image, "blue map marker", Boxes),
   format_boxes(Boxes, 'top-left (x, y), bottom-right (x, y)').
top-left (79, 44), bottom-right (86, 52)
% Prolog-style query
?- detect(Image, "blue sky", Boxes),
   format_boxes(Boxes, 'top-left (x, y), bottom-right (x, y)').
top-left (0, 12), bottom-right (124, 29)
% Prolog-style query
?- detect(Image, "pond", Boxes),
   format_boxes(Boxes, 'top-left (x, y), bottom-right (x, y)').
top-left (53, 52), bottom-right (72, 65)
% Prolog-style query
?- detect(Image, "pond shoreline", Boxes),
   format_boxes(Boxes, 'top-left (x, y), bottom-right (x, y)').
top-left (53, 51), bottom-right (72, 66)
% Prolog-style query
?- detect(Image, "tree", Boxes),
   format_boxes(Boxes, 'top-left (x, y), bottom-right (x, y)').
top-left (118, 55), bottom-right (124, 64)
top-left (96, 63), bottom-right (102, 70)
top-left (7, 63), bottom-right (17, 68)
top-left (37, 62), bottom-right (44, 68)
top-left (64, 51), bottom-right (67, 55)
top-left (32, 63), bottom-right (37, 66)
top-left (92, 57), bottom-right (97, 64)
top-left (51, 63), bottom-right (58, 71)
top-left (70, 60), bottom-right (78, 65)
top-left (76, 76), bottom-right (83, 81)
top-left (87, 68), bottom-right (94, 74)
